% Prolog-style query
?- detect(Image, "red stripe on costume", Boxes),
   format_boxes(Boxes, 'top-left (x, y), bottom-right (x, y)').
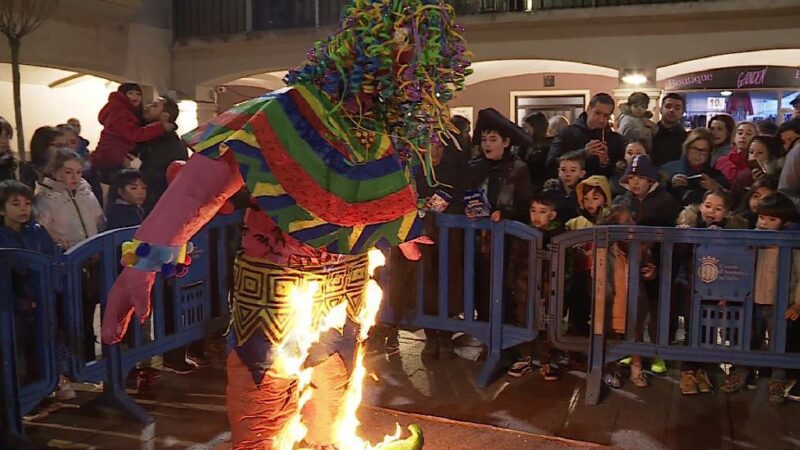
top-left (249, 112), bottom-right (417, 226)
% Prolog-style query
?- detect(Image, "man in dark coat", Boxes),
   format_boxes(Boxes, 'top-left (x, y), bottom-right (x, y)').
top-left (650, 93), bottom-right (687, 167)
top-left (137, 97), bottom-right (188, 212)
top-left (546, 93), bottom-right (624, 179)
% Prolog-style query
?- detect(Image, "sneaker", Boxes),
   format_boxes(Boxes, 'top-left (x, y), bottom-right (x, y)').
top-left (695, 369), bottom-right (713, 393)
top-left (721, 373), bottom-right (744, 393)
top-left (650, 357), bottom-right (667, 375)
top-left (507, 357), bottom-right (533, 378)
top-left (630, 364), bottom-right (649, 388)
top-left (788, 380), bottom-right (800, 402)
top-left (769, 379), bottom-right (787, 404)
top-left (604, 370), bottom-right (623, 389)
top-left (187, 353), bottom-right (211, 368)
top-left (539, 363), bottom-right (559, 381)
top-left (680, 370), bottom-right (699, 395)
top-left (55, 375), bottom-right (76, 401)
top-left (162, 359), bottom-right (196, 375)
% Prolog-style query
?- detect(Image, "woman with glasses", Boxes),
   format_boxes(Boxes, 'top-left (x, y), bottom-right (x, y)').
top-left (661, 128), bottom-right (730, 206)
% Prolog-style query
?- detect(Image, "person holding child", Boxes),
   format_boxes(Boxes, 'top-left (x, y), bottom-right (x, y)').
top-left (617, 92), bottom-right (655, 152)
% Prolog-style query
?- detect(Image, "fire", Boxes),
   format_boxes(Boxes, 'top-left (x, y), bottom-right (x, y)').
top-left (272, 249), bottom-right (406, 450)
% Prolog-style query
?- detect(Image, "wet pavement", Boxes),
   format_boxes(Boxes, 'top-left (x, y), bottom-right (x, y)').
top-left (17, 329), bottom-right (800, 449)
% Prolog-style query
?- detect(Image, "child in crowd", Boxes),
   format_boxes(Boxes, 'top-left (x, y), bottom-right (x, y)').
top-left (105, 169), bottom-right (147, 230)
top-left (34, 149), bottom-right (105, 363)
top-left (721, 192), bottom-right (800, 402)
top-left (0, 116), bottom-right (17, 182)
top-left (731, 135), bottom-right (784, 204)
top-left (611, 139), bottom-right (648, 197)
top-left (507, 191), bottom-right (565, 380)
top-left (601, 205), bottom-right (656, 389)
top-left (0, 181), bottom-right (65, 396)
top-left (715, 121), bottom-right (757, 185)
top-left (90, 83), bottom-right (174, 188)
top-left (20, 126), bottom-right (68, 190)
top-left (564, 175), bottom-right (611, 338)
top-left (617, 92), bottom-right (655, 151)
top-left (615, 154), bottom-right (682, 227)
top-left (675, 189), bottom-right (747, 395)
top-left (543, 150), bottom-right (585, 223)
top-left (734, 178), bottom-right (777, 229)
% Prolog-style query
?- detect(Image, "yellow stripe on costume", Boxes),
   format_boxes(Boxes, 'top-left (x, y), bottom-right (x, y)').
top-left (228, 128), bottom-right (261, 150)
top-left (252, 182), bottom-right (287, 197)
top-left (193, 131), bottom-right (233, 154)
top-left (295, 85), bottom-right (347, 140)
top-left (397, 210), bottom-right (417, 240)
top-left (348, 224), bottom-right (365, 250)
top-left (287, 217), bottom-right (327, 234)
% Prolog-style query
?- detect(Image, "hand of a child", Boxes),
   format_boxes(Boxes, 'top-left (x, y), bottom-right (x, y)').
top-left (490, 210), bottom-right (502, 222)
top-left (751, 168), bottom-right (766, 181)
top-left (785, 304), bottom-right (800, 321)
top-left (641, 263), bottom-right (657, 280)
top-left (676, 224), bottom-right (691, 229)
top-left (672, 174), bottom-right (688, 188)
top-left (699, 174), bottom-right (720, 191)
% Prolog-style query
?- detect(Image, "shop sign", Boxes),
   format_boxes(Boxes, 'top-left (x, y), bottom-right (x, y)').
top-left (706, 97), bottom-right (726, 111)
top-left (665, 66), bottom-right (800, 91)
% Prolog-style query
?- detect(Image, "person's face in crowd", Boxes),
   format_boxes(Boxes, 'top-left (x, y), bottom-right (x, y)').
top-left (586, 103), bottom-right (613, 130)
top-left (630, 102), bottom-right (647, 118)
top-left (626, 175), bottom-right (654, 199)
top-left (143, 99), bottom-right (166, 123)
top-left (55, 160), bottom-right (83, 191)
top-left (50, 134), bottom-right (70, 149)
top-left (748, 140), bottom-right (769, 166)
top-left (624, 142), bottom-right (646, 164)
top-left (708, 119), bottom-right (729, 146)
top-left (686, 139), bottom-right (712, 167)
top-left (63, 131), bottom-right (79, 150)
top-left (700, 194), bottom-right (727, 225)
top-left (780, 129), bottom-right (800, 152)
top-left (529, 201), bottom-right (556, 230)
top-left (430, 142), bottom-right (445, 166)
top-left (125, 90), bottom-right (143, 108)
top-left (522, 122), bottom-right (534, 137)
top-left (757, 214), bottom-right (784, 231)
top-left (793, 103), bottom-right (800, 119)
top-left (119, 179), bottom-right (147, 206)
top-left (481, 130), bottom-right (509, 161)
top-left (734, 124), bottom-right (757, 152)
top-left (0, 128), bottom-right (10, 155)
top-left (660, 98), bottom-right (684, 126)
top-left (749, 186), bottom-right (774, 213)
top-left (1, 194), bottom-right (32, 230)
top-left (67, 119), bottom-right (81, 135)
top-left (582, 189), bottom-right (606, 215)
top-left (558, 160), bottom-right (585, 188)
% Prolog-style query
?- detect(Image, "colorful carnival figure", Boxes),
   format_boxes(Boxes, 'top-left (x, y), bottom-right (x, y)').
top-left (100, 1), bottom-right (470, 448)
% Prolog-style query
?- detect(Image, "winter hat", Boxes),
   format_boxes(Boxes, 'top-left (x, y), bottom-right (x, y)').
top-left (621, 154), bottom-right (659, 184)
top-left (575, 175), bottom-right (612, 209)
top-left (118, 82), bottom-right (142, 95)
top-left (471, 108), bottom-right (532, 148)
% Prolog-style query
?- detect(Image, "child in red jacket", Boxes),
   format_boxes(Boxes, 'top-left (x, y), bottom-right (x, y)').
top-left (90, 83), bottom-right (174, 186)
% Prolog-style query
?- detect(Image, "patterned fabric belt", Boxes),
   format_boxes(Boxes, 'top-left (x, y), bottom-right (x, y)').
top-left (231, 253), bottom-right (369, 346)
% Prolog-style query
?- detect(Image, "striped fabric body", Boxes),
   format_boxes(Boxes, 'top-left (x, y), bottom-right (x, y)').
top-left (183, 83), bottom-right (423, 255)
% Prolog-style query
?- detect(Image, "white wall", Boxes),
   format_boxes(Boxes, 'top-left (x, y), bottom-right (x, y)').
top-left (0, 76), bottom-right (119, 156)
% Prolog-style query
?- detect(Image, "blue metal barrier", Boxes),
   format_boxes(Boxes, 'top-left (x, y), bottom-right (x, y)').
top-left (1, 212), bottom-right (243, 442)
top-left (382, 213), bottom-right (543, 387)
top-left (548, 226), bottom-right (800, 405)
top-left (0, 249), bottom-right (58, 445)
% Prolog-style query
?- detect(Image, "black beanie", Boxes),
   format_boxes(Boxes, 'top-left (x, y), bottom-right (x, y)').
top-left (118, 82), bottom-right (142, 95)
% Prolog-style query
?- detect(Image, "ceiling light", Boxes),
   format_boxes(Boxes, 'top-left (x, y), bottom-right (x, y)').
top-left (621, 73), bottom-right (647, 86)
top-left (720, 90), bottom-right (733, 97)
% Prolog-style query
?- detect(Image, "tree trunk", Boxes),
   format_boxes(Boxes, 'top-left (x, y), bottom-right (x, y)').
top-left (10, 37), bottom-right (25, 161)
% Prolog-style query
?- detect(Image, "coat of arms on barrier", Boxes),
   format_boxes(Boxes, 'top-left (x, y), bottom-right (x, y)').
top-left (698, 256), bottom-right (720, 284)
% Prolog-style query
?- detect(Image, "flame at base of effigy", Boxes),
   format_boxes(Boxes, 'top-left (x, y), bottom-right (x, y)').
top-left (271, 249), bottom-right (424, 450)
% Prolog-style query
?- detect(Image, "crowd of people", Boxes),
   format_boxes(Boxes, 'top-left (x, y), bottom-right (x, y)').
top-left (395, 90), bottom-right (800, 402)
top-left (2, 83), bottom-right (800, 406)
top-left (0, 83), bottom-right (200, 401)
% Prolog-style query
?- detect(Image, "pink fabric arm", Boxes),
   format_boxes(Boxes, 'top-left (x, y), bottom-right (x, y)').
top-left (135, 152), bottom-right (244, 245)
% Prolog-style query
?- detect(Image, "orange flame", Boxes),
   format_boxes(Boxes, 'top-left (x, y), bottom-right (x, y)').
top-left (272, 249), bottom-right (405, 450)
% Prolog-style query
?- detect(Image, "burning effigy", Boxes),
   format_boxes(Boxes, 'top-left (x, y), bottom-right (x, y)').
top-left (101, 0), bottom-right (470, 448)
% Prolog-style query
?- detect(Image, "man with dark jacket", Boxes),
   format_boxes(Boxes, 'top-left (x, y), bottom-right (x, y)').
top-left (546, 93), bottom-right (624, 179)
top-left (137, 97), bottom-right (188, 211)
top-left (650, 93), bottom-right (687, 167)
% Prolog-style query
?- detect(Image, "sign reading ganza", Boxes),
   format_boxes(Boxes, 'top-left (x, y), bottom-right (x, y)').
top-left (665, 66), bottom-right (800, 91)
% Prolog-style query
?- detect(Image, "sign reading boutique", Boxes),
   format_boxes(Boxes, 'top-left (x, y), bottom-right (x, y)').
top-left (664, 65), bottom-right (800, 91)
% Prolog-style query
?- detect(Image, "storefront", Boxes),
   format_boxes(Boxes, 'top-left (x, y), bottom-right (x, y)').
top-left (662, 65), bottom-right (800, 127)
